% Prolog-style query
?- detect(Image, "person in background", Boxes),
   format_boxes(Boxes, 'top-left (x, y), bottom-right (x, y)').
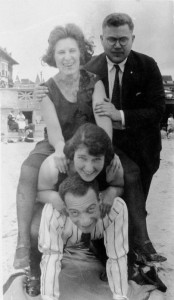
top-left (24, 128), bottom-right (34, 143)
top-left (167, 113), bottom-right (174, 138)
top-left (16, 111), bottom-right (26, 141)
top-left (7, 109), bottom-right (18, 132)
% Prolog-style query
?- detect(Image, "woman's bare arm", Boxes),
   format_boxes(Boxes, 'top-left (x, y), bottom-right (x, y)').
top-left (92, 80), bottom-right (113, 141)
top-left (41, 96), bottom-right (67, 173)
top-left (37, 154), bottom-right (65, 211)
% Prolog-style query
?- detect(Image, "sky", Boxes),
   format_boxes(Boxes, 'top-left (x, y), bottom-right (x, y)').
top-left (0, 0), bottom-right (174, 82)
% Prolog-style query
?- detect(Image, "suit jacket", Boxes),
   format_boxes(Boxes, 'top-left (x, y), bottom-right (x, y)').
top-left (85, 51), bottom-right (166, 173)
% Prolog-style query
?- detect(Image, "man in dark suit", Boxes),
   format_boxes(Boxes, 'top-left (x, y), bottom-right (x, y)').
top-left (85, 13), bottom-right (166, 263)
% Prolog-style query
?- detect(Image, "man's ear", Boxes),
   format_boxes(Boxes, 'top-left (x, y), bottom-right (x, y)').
top-left (132, 34), bottom-right (135, 43)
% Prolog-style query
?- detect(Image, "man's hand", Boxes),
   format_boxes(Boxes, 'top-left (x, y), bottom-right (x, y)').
top-left (94, 99), bottom-right (122, 121)
top-left (33, 85), bottom-right (49, 101)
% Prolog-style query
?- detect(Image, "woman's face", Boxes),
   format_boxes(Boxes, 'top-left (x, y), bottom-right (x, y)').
top-left (54, 38), bottom-right (81, 75)
top-left (74, 145), bottom-right (105, 182)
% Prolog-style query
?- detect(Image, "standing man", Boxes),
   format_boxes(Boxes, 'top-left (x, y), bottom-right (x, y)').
top-left (86, 13), bottom-right (166, 262)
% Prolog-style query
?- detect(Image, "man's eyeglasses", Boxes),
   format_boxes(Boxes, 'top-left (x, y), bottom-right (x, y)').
top-left (106, 37), bottom-right (129, 46)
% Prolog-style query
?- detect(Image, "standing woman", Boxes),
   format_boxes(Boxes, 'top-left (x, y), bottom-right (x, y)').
top-left (13, 23), bottom-right (111, 271)
top-left (16, 111), bottom-right (26, 141)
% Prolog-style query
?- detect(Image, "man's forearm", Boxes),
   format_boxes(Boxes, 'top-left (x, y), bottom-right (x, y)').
top-left (106, 256), bottom-right (128, 300)
top-left (39, 204), bottom-right (64, 300)
top-left (104, 198), bottom-right (129, 299)
top-left (40, 254), bottom-right (61, 300)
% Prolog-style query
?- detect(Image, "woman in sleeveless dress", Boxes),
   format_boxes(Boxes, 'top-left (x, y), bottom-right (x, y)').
top-left (13, 23), bottom-right (115, 277)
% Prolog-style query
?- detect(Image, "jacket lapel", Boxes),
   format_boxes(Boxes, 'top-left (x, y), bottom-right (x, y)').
top-left (122, 51), bottom-right (140, 102)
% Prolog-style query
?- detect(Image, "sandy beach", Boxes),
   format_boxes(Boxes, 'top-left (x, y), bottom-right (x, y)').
top-left (1, 136), bottom-right (174, 299)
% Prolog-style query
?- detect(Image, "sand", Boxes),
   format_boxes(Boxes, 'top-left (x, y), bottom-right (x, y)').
top-left (1, 136), bottom-right (174, 299)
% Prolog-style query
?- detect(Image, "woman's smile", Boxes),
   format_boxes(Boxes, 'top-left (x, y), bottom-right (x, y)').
top-left (54, 38), bottom-right (80, 76)
top-left (73, 145), bottom-right (105, 182)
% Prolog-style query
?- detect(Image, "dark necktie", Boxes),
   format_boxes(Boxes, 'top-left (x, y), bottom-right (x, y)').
top-left (81, 233), bottom-right (91, 248)
top-left (112, 64), bottom-right (121, 109)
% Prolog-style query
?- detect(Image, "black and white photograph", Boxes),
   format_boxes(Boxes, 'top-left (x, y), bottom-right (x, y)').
top-left (1, 0), bottom-right (174, 299)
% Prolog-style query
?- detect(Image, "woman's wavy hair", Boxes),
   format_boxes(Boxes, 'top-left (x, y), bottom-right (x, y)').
top-left (42, 23), bottom-right (94, 67)
top-left (64, 123), bottom-right (114, 167)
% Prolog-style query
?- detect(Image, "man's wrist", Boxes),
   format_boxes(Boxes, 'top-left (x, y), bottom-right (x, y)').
top-left (112, 109), bottom-right (122, 122)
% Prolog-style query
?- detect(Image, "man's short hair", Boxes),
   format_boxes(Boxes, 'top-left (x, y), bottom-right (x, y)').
top-left (102, 13), bottom-right (134, 32)
top-left (59, 174), bottom-right (99, 203)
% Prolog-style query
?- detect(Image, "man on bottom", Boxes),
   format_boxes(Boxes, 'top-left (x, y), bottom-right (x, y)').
top-left (38, 174), bottom-right (129, 300)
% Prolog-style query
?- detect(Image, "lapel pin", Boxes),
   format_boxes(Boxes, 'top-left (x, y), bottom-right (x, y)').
top-left (130, 71), bottom-right (133, 74)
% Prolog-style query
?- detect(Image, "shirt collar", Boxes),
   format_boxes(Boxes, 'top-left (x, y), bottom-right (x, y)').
top-left (106, 56), bottom-right (127, 73)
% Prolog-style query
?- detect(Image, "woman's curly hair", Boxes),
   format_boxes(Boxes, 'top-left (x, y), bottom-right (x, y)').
top-left (64, 123), bottom-right (114, 168)
top-left (42, 23), bottom-right (94, 67)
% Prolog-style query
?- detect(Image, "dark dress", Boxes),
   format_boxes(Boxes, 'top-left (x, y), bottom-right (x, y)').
top-left (27, 69), bottom-right (96, 158)
top-left (29, 69), bottom-right (95, 157)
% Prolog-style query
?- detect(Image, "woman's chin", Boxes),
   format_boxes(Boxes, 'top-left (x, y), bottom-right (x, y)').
top-left (80, 173), bottom-right (98, 182)
top-left (83, 177), bottom-right (95, 182)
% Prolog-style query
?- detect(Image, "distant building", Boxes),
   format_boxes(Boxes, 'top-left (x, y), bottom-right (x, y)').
top-left (0, 71), bottom-right (45, 138)
top-left (0, 47), bottom-right (19, 88)
top-left (14, 77), bottom-right (35, 89)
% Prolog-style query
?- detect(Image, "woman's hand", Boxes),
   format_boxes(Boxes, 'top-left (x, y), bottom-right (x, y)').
top-left (33, 85), bottom-right (49, 101)
top-left (53, 150), bottom-right (68, 174)
top-left (99, 187), bottom-right (116, 218)
top-left (51, 140), bottom-right (68, 174)
top-left (106, 154), bottom-right (122, 183)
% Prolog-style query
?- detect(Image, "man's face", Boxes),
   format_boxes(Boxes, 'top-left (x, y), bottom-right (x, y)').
top-left (100, 24), bottom-right (135, 64)
top-left (65, 188), bottom-right (100, 233)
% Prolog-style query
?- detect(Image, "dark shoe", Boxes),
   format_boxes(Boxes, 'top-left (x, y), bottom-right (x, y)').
top-left (25, 268), bottom-right (40, 297)
top-left (129, 264), bottom-right (167, 293)
top-left (13, 246), bottom-right (30, 269)
top-left (134, 240), bottom-right (167, 263)
top-left (128, 263), bottom-right (144, 284)
top-left (139, 266), bottom-right (167, 293)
